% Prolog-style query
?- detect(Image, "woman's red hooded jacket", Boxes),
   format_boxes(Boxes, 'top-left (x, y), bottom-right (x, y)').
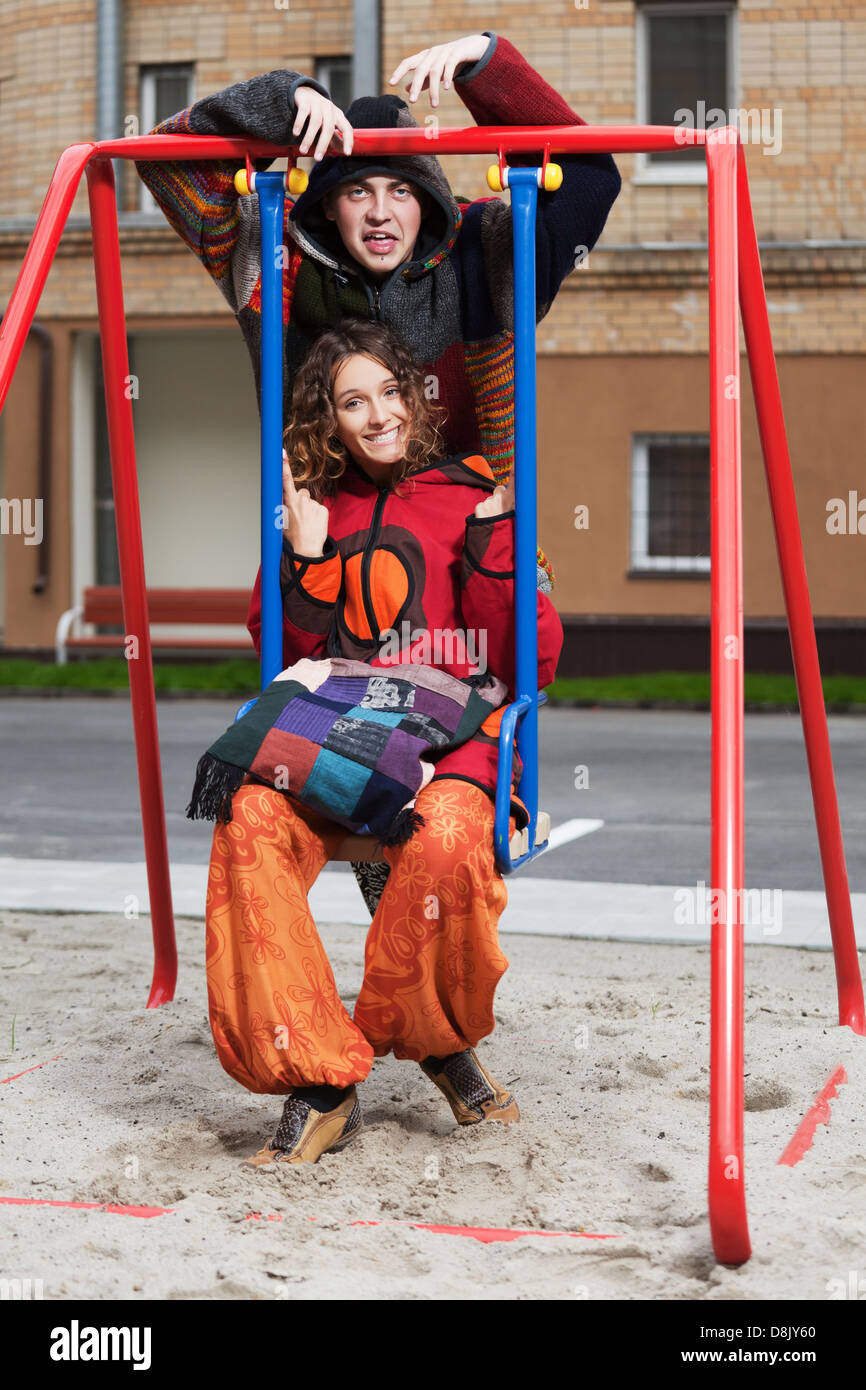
top-left (247, 451), bottom-right (563, 826)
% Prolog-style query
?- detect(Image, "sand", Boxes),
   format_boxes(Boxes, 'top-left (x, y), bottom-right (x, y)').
top-left (1, 907), bottom-right (864, 1301)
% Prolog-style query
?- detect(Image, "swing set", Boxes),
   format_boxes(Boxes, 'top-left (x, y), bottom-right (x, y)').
top-left (0, 121), bottom-right (862, 1268)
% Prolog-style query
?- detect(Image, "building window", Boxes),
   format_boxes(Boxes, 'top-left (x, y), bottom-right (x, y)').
top-left (635, 2), bottom-right (736, 185)
top-left (139, 64), bottom-right (194, 213)
top-left (315, 56), bottom-right (353, 112)
top-left (630, 435), bottom-right (711, 575)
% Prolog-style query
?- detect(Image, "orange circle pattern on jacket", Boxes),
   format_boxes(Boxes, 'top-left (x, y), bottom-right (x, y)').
top-left (342, 548), bottom-right (412, 644)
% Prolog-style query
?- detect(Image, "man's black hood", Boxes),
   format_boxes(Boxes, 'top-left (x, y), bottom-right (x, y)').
top-left (288, 94), bottom-right (461, 281)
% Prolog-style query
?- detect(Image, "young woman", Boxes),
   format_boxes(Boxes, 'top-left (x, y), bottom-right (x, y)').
top-left (205, 319), bottom-right (564, 1166)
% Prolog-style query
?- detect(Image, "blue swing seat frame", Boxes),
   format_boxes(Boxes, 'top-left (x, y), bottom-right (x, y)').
top-left (245, 164), bottom-right (550, 875)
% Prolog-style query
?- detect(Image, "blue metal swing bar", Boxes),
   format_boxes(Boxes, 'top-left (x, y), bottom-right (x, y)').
top-left (252, 163), bottom-right (549, 875)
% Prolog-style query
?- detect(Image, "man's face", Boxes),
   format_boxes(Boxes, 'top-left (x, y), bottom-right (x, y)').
top-left (323, 176), bottom-right (429, 279)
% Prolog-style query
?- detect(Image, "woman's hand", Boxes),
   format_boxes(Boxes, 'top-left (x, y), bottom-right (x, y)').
top-left (473, 478), bottom-right (515, 520)
top-left (293, 86), bottom-right (354, 160)
top-left (282, 451), bottom-right (329, 556)
top-left (388, 34), bottom-right (490, 107)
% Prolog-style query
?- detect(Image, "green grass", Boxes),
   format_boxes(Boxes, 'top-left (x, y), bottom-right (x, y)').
top-left (547, 671), bottom-right (866, 708)
top-left (0, 657), bottom-right (261, 693)
top-left (2, 659), bottom-right (866, 708)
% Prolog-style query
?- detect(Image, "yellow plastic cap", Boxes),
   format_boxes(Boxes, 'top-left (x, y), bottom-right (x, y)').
top-left (486, 164), bottom-right (504, 192)
top-left (287, 167), bottom-right (309, 195)
top-left (234, 168), bottom-right (251, 196)
top-left (542, 162), bottom-right (563, 191)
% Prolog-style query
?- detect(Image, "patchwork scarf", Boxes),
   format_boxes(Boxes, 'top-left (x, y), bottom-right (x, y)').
top-left (187, 658), bottom-right (508, 848)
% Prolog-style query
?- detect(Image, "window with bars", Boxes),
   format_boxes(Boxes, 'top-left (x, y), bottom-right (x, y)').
top-left (635, 1), bottom-right (736, 183)
top-left (139, 65), bottom-right (195, 213)
top-left (630, 435), bottom-right (711, 575)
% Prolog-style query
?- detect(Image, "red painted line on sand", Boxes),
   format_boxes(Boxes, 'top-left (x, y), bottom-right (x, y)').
top-left (346, 1220), bottom-right (621, 1243)
top-left (244, 1212), bottom-right (620, 1242)
top-left (1, 1054), bottom-right (63, 1085)
top-left (777, 1064), bottom-right (848, 1167)
top-left (0, 1197), bottom-right (173, 1218)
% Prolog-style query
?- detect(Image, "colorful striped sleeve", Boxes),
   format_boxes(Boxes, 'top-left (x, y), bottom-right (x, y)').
top-left (134, 70), bottom-right (329, 309)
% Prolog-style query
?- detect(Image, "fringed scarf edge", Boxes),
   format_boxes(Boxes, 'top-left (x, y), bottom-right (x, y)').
top-left (186, 752), bottom-right (247, 824)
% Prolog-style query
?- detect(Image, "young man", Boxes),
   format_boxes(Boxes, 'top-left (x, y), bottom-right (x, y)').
top-left (135, 33), bottom-right (620, 1145)
top-left (135, 30), bottom-right (620, 605)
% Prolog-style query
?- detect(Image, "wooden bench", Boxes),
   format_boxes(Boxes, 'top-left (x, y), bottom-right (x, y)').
top-left (55, 586), bottom-right (255, 664)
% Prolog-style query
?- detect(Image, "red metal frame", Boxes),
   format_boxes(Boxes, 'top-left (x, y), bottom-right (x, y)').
top-left (706, 130), bottom-right (748, 1263)
top-left (0, 125), bottom-right (862, 1268)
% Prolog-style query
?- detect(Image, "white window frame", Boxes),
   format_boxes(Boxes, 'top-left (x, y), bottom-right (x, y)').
top-left (630, 433), bottom-right (711, 575)
top-left (139, 64), bottom-right (194, 214)
top-left (634, 1), bottom-right (738, 187)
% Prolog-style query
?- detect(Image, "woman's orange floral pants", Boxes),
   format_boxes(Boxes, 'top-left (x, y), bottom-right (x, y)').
top-left (204, 777), bottom-right (516, 1094)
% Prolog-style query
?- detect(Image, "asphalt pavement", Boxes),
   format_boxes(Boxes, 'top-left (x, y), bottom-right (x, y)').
top-left (1, 696), bottom-right (863, 892)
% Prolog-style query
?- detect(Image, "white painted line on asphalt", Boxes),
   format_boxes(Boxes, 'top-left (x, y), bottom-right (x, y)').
top-left (546, 818), bottom-right (604, 850)
top-left (1, 856), bottom-right (865, 950)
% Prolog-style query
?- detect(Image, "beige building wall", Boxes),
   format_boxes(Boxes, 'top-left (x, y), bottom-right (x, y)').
top-left (538, 353), bottom-right (866, 619)
top-left (0, 0), bottom-right (864, 655)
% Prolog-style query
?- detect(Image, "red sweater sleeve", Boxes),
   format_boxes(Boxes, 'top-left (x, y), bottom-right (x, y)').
top-left (460, 510), bottom-right (564, 696)
top-left (247, 535), bottom-right (342, 668)
top-left (452, 32), bottom-right (621, 322)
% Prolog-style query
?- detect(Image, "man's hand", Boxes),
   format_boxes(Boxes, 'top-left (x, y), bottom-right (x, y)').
top-left (473, 479), bottom-right (515, 520)
top-left (293, 87), bottom-right (354, 160)
top-left (389, 35), bottom-right (490, 107)
top-left (282, 451), bottom-right (330, 556)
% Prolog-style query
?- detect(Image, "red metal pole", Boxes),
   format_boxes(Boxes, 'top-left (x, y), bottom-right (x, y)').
top-left (706, 131), bottom-right (750, 1267)
top-left (736, 146), bottom-right (864, 1036)
top-left (85, 157), bottom-right (177, 1008)
top-left (93, 125), bottom-right (707, 162)
top-left (0, 144), bottom-right (95, 411)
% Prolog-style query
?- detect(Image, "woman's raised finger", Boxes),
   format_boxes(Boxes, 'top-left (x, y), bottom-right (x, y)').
top-left (282, 454), bottom-right (298, 497)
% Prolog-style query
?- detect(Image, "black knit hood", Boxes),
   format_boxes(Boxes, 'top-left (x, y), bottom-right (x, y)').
top-left (287, 94), bottom-right (462, 281)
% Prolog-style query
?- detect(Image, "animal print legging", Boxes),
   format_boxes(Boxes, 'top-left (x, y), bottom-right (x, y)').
top-left (204, 778), bottom-right (516, 1094)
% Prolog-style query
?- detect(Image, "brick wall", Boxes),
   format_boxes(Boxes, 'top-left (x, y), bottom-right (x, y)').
top-left (1, 0), bottom-right (862, 350)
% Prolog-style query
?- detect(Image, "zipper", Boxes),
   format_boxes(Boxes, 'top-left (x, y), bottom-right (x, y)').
top-left (337, 262), bottom-right (392, 321)
top-left (360, 485), bottom-right (389, 642)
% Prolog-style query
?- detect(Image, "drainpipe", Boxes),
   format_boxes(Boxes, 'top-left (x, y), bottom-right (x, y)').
top-left (96, 0), bottom-right (125, 208)
top-left (352, 0), bottom-right (380, 103)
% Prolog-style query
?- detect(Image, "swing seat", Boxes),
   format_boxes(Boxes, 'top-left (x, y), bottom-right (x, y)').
top-left (328, 811), bottom-right (551, 863)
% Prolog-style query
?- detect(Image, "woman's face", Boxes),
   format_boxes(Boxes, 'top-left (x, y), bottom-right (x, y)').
top-left (331, 353), bottom-right (411, 486)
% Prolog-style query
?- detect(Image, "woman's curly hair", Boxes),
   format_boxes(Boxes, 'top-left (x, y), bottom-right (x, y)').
top-left (283, 319), bottom-right (446, 501)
